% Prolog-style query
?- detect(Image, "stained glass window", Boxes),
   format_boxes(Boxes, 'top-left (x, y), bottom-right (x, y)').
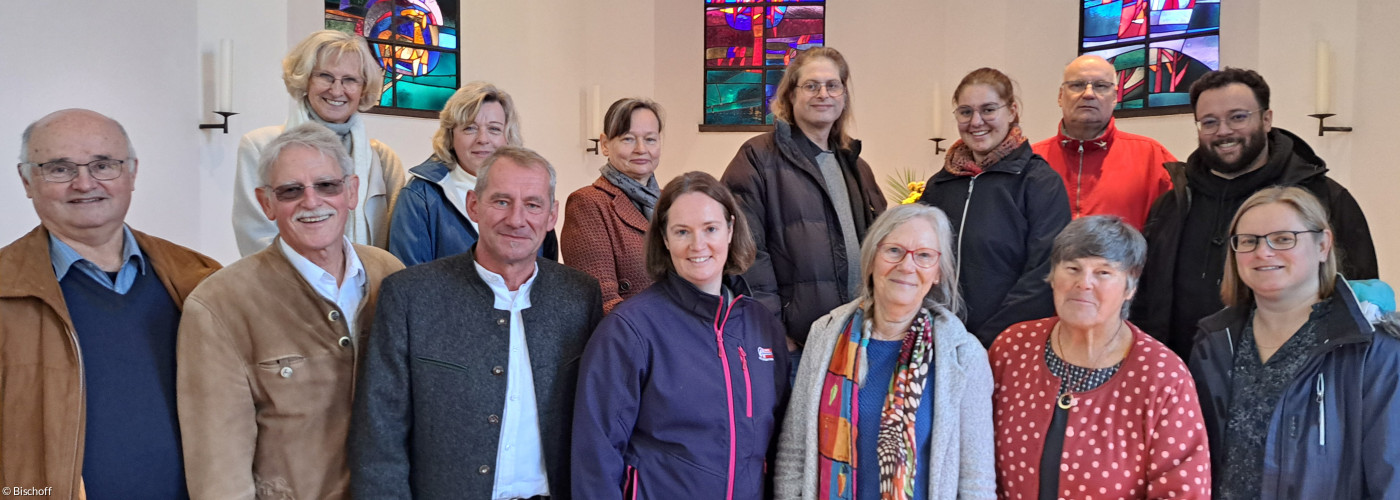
top-left (1079, 0), bottom-right (1220, 115)
top-left (703, 0), bottom-right (825, 129)
top-left (326, 0), bottom-right (459, 118)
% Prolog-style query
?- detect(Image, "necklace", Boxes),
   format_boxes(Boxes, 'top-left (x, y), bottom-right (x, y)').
top-left (1053, 321), bottom-right (1125, 410)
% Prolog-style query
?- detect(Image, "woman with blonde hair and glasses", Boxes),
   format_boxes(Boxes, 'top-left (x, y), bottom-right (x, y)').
top-left (776, 203), bottom-right (995, 499)
top-left (917, 68), bottom-right (1069, 346)
top-left (388, 81), bottom-right (556, 266)
top-left (1191, 186), bottom-right (1400, 499)
top-left (233, 29), bottom-right (405, 256)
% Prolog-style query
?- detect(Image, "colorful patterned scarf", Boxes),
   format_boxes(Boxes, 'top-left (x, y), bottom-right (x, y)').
top-left (816, 306), bottom-right (934, 500)
top-left (942, 125), bottom-right (1027, 177)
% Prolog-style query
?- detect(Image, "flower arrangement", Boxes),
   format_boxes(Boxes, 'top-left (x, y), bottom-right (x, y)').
top-left (885, 169), bottom-right (929, 205)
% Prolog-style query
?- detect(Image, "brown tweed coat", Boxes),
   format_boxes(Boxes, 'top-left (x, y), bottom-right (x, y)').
top-left (561, 176), bottom-right (652, 313)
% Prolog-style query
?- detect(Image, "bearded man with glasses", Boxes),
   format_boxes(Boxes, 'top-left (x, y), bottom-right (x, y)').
top-left (175, 123), bottom-right (403, 499)
top-left (1131, 67), bottom-right (1377, 362)
top-left (1, 108), bottom-right (222, 499)
top-left (1033, 55), bottom-right (1177, 230)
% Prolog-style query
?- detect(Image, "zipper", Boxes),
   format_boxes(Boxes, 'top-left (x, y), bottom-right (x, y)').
top-left (712, 296), bottom-right (740, 500)
top-left (623, 465), bottom-right (639, 500)
top-left (1315, 373), bottom-right (1326, 447)
top-left (1074, 143), bottom-right (1084, 219)
top-left (67, 325), bottom-right (86, 495)
top-left (739, 347), bottom-right (753, 418)
top-left (954, 174), bottom-right (978, 285)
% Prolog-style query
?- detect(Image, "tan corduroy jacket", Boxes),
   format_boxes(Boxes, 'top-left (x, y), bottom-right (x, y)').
top-left (176, 240), bottom-right (403, 499)
top-left (0, 225), bottom-right (221, 500)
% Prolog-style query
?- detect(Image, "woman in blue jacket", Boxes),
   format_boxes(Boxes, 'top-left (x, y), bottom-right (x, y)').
top-left (573, 171), bottom-right (789, 499)
top-left (1190, 186), bottom-right (1400, 499)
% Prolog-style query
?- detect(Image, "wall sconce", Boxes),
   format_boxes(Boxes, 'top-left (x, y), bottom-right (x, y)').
top-left (200, 39), bottom-right (238, 134)
top-left (928, 137), bottom-right (948, 155)
top-left (930, 85), bottom-right (947, 155)
top-left (1310, 40), bottom-right (1352, 136)
top-left (585, 84), bottom-right (601, 154)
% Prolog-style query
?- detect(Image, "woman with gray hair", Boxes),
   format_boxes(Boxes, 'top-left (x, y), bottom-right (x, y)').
top-left (775, 203), bottom-right (995, 499)
top-left (989, 215), bottom-right (1209, 499)
top-left (233, 29), bottom-right (406, 257)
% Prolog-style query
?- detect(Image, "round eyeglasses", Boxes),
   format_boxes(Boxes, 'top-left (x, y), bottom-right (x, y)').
top-left (878, 243), bottom-right (941, 269)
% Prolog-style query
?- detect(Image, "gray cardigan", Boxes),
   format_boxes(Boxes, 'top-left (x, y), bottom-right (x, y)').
top-left (774, 299), bottom-right (996, 499)
top-left (349, 250), bottom-right (603, 499)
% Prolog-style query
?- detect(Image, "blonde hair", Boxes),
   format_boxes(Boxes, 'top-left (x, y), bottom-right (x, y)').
top-left (431, 82), bottom-right (523, 164)
top-left (1221, 186), bottom-right (1339, 307)
top-left (771, 47), bottom-right (856, 150)
top-left (282, 30), bottom-right (385, 112)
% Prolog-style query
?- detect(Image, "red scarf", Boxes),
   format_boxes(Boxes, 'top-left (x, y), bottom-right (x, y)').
top-left (942, 125), bottom-right (1027, 177)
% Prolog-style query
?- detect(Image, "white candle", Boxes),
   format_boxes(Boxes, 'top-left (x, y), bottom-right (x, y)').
top-left (218, 39), bottom-right (234, 112)
top-left (1315, 41), bottom-right (1331, 114)
top-left (588, 85), bottom-right (602, 139)
top-left (932, 83), bottom-right (944, 138)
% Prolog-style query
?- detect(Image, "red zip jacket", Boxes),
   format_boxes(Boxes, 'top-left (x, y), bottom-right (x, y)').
top-left (1032, 118), bottom-right (1175, 230)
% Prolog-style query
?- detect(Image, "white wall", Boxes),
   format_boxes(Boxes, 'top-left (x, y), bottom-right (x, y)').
top-left (2, 0), bottom-right (1393, 282)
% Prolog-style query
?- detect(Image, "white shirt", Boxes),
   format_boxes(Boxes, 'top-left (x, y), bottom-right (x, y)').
top-left (445, 165), bottom-right (479, 233)
top-left (279, 236), bottom-right (368, 339)
top-left (474, 261), bottom-right (549, 499)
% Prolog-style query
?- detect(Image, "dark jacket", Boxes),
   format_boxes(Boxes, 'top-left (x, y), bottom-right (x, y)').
top-left (1132, 128), bottom-right (1377, 359)
top-left (916, 142), bottom-right (1070, 346)
top-left (721, 120), bottom-right (886, 344)
top-left (387, 157), bottom-right (558, 267)
top-left (572, 274), bottom-right (788, 499)
top-left (1189, 279), bottom-right (1400, 499)
top-left (349, 249), bottom-right (603, 500)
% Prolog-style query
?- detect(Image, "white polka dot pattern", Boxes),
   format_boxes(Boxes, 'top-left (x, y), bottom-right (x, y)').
top-left (989, 319), bottom-right (1212, 499)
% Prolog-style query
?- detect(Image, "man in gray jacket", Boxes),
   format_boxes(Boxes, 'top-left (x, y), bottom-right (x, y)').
top-left (350, 146), bottom-right (603, 499)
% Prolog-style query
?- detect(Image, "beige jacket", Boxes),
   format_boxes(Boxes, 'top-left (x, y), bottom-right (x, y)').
top-left (0, 226), bottom-right (221, 500)
top-left (176, 241), bottom-right (403, 499)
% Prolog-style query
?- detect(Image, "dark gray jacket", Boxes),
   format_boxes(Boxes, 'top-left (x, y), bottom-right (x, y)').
top-left (350, 249), bottom-right (603, 499)
top-left (721, 120), bottom-right (886, 344)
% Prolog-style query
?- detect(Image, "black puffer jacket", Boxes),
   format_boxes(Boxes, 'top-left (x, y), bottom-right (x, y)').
top-left (917, 142), bottom-right (1070, 346)
top-left (721, 120), bottom-right (885, 344)
top-left (1132, 128), bottom-right (1378, 360)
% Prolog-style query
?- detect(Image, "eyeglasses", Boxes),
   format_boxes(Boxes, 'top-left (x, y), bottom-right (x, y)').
top-left (953, 103), bottom-right (1008, 124)
top-left (1062, 80), bottom-right (1116, 97)
top-left (267, 176), bottom-right (349, 202)
top-left (1196, 109), bottom-right (1265, 134)
top-left (20, 159), bottom-right (128, 183)
top-left (1229, 230), bottom-right (1322, 253)
top-left (877, 243), bottom-right (941, 269)
top-left (312, 72), bottom-right (364, 92)
top-left (798, 80), bottom-right (845, 97)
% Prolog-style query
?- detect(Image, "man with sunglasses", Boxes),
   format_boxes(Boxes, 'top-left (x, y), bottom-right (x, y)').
top-left (0, 109), bottom-right (222, 499)
top-left (1033, 55), bottom-right (1177, 230)
top-left (1131, 67), bottom-right (1377, 362)
top-left (174, 123), bottom-right (403, 499)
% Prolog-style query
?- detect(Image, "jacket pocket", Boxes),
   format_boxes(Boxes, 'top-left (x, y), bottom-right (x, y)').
top-left (256, 355), bottom-right (306, 379)
top-left (413, 355), bottom-right (472, 373)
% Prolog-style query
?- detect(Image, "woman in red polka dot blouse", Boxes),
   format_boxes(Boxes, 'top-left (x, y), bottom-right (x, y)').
top-left (989, 216), bottom-right (1210, 499)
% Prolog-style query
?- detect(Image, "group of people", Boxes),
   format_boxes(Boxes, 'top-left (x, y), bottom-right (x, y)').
top-left (1, 28), bottom-right (1395, 500)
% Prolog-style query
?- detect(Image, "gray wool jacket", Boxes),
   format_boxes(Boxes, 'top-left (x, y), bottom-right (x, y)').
top-left (774, 299), bottom-right (996, 499)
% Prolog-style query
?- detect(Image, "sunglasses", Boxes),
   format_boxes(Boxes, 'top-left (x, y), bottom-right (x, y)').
top-left (268, 176), bottom-right (348, 202)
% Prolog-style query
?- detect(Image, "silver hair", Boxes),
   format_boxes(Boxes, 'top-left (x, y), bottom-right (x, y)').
top-left (857, 203), bottom-right (964, 316)
top-left (257, 123), bottom-right (354, 186)
top-left (18, 109), bottom-right (138, 181)
top-left (1047, 215), bottom-right (1147, 318)
top-left (474, 145), bottom-right (558, 204)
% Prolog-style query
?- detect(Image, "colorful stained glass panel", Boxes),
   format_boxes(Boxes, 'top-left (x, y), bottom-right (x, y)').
top-left (1080, 0), bottom-right (1218, 114)
top-left (703, 1), bottom-right (825, 126)
top-left (706, 70), bottom-right (767, 125)
top-left (326, 0), bottom-right (459, 116)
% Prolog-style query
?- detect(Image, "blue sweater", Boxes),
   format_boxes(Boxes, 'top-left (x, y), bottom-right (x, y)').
top-left (60, 267), bottom-right (188, 499)
top-left (856, 339), bottom-right (934, 499)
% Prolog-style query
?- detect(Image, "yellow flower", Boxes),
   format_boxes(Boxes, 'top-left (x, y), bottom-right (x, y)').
top-left (900, 191), bottom-right (922, 205)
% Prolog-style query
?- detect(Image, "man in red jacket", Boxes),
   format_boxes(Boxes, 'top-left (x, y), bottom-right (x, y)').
top-left (1033, 55), bottom-right (1176, 230)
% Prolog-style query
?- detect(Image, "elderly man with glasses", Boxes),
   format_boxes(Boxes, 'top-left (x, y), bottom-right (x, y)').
top-left (175, 123), bottom-right (403, 499)
top-left (0, 108), bottom-right (222, 499)
top-left (1130, 67), bottom-right (1378, 362)
top-left (1033, 55), bottom-right (1177, 231)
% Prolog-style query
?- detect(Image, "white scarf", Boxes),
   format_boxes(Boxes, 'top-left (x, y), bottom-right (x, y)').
top-left (286, 99), bottom-right (381, 246)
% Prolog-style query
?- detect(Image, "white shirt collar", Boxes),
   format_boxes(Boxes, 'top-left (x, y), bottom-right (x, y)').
top-left (473, 260), bottom-right (537, 311)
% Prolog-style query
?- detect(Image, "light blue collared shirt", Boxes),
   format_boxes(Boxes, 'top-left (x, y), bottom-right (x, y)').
top-left (279, 236), bottom-right (368, 339)
top-left (474, 261), bottom-right (549, 500)
top-left (48, 225), bottom-right (147, 294)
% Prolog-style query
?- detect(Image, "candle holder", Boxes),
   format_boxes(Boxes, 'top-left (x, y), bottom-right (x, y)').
top-left (1307, 113), bottom-right (1352, 136)
top-left (929, 137), bottom-right (947, 155)
top-left (585, 138), bottom-right (601, 155)
top-left (199, 111), bottom-right (238, 134)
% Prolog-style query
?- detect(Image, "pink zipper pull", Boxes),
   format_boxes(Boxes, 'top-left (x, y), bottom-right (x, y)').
top-left (739, 347), bottom-right (753, 418)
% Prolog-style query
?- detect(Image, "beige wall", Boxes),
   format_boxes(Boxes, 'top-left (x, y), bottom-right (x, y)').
top-left (1, 0), bottom-right (1393, 282)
